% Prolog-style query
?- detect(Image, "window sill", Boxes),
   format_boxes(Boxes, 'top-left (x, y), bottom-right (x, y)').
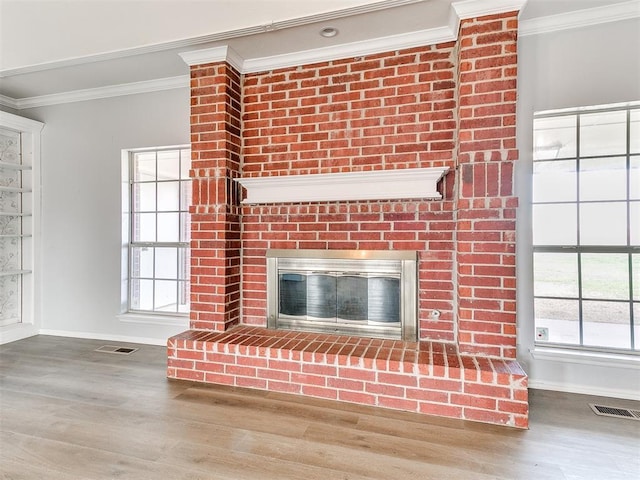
top-left (530, 346), bottom-right (640, 369)
top-left (117, 312), bottom-right (189, 328)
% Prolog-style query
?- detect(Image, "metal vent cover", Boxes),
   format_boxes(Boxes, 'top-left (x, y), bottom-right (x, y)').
top-left (589, 404), bottom-right (640, 421)
top-left (95, 345), bottom-right (138, 355)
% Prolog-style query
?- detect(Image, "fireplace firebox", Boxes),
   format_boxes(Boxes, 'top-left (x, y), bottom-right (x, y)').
top-left (266, 250), bottom-right (417, 341)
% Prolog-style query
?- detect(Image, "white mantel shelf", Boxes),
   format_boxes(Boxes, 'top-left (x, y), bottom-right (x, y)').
top-left (236, 167), bottom-right (449, 204)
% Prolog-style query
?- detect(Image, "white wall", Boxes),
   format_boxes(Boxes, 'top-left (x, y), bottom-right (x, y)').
top-left (21, 88), bottom-right (190, 345)
top-left (516, 18), bottom-right (640, 400)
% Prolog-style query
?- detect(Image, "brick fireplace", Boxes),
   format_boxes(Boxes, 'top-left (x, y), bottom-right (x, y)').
top-left (168, 8), bottom-right (529, 428)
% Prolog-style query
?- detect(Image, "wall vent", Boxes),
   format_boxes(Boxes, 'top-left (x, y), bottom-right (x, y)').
top-left (95, 345), bottom-right (138, 355)
top-left (589, 404), bottom-right (640, 421)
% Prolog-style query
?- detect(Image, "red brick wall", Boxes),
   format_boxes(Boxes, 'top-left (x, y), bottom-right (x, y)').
top-left (455, 14), bottom-right (519, 358)
top-left (188, 12), bottom-right (520, 352)
top-left (239, 43), bottom-right (460, 341)
top-left (174, 10), bottom-right (527, 428)
top-left (189, 63), bottom-right (243, 331)
top-left (242, 45), bottom-right (456, 176)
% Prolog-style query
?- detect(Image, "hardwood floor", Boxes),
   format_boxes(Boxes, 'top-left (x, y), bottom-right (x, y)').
top-left (1, 335), bottom-right (638, 479)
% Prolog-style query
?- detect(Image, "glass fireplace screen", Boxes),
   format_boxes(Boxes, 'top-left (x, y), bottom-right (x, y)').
top-left (266, 250), bottom-right (417, 341)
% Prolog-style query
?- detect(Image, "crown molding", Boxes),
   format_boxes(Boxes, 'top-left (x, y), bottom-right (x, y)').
top-left (452, 0), bottom-right (527, 20)
top-left (519, 0), bottom-right (640, 36)
top-left (181, 26), bottom-right (456, 73)
top-left (0, 0), bottom-right (422, 78)
top-left (0, 94), bottom-right (20, 110)
top-left (4, 1), bottom-right (635, 109)
top-left (0, 110), bottom-right (44, 132)
top-left (5, 76), bottom-right (189, 110)
top-left (183, 1), bottom-right (531, 73)
top-left (179, 45), bottom-right (244, 72)
top-left (243, 26), bottom-right (455, 74)
top-left (178, 25), bottom-right (457, 73)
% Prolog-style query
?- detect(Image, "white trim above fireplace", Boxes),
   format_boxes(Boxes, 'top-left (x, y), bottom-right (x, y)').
top-left (236, 167), bottom-right (449, 204)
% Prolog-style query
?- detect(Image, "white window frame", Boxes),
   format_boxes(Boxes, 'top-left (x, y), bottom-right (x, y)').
top-left (532, 101), bottom-right (639, 355)
top-left (119, 145), bottom-right (191, 325)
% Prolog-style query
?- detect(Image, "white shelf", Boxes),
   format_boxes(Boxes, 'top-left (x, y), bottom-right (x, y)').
top-left (0, 186), bottom-right (31, 193)
top-left (0, 269), bottom-right (31, 277)
top-left (0, 161), bottom-right (30, 171)
top-left (236, 167), bottom-right (450, 205)
top-left (0, 212), bottom-right (30, 217)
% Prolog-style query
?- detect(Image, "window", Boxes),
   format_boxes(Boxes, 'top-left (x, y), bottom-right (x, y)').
top-left (125, 147), bottom-right (191, 315)
top-left (532, 102), bottom-right (639, 353)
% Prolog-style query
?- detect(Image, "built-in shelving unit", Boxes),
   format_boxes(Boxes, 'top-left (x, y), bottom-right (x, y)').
top-left (0, 112), bottom-right (43, 343)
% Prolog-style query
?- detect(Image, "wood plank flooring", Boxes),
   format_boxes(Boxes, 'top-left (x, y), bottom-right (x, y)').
top-left (1, 335), bottom-right (638, 479)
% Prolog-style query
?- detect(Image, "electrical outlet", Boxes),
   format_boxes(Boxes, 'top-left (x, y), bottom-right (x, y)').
top-left (535, 327), bottom-right (549, 342)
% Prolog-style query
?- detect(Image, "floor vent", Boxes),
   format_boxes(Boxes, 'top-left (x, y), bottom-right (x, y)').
top-left (589, 404), bottom-right (640, 421)
top-left (95, 345), bottom-right (138, 355)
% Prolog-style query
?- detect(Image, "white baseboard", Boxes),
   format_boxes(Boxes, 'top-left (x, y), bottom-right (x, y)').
top-left (37, 329), bottom-right (168, 346)
top-left (528, 379), bottom-right (640, 402)
top-left (0, 323), bottom-right (39, 345)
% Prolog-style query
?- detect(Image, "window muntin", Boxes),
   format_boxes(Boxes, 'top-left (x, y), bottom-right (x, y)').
top-left (532, 103), bottom-right (640, 353)
top-left (128, 147), bottom-right (190, 315)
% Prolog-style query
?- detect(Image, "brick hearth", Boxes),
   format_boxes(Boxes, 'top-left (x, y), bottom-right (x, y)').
top-left (169, 326), bottom-right (528, 427)
top-left (169, 9), bottom-right (529, 428)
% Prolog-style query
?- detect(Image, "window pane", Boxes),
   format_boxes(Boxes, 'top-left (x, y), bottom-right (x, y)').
top-left (631, 202), bottom-right (639, 246)
top-left (634, 303), bottom-right (639, 350)
top-left (631, 110), bottom-right (640, 154)
top-left (534, 115), bottom-right (576, 160)
top-left (180, 213), bottom-right (190, 242)
top-left (180, 149), bottom-right (191, 179)
top-left (534, 252), bottom-right (578, 297)
top-left (157, 181), bottom-right (179, 211)
top-left (631, 157), bottom-right (640, 199)
top-left (581, 253), bottom-right (629, 300)
top-left (580, 157), bottom-right (626, 201)
top-left (533, 160), bottom-right (576, 202)
top-left (131, 246), bottom-right (153, 278)
top-left (134, 152), bottom-right (155, 181)
top-left (178, 247), bottom-right (190, 281)
top-left (180, 180), bottom-right (192, 211)
top-left (132, 213), bottom-right (156, 242)
top-left (157, 213), bottom-right (179, 242)
top-left (157, 151), bottom-right (180, 180)
top-left (579, 202), bottom-right (627, 245)
top-left (133, 183), bottom-right (155, 212)
top-left (633, 255), bottom-right (640, 301)
top-left (178, 281), bottom-right (190, 313)
top-left (155, 280), bottom-right (178, 311)
top-left (155, 247), bottom-right (177, 279)
top-left (580, 110), bottom-right (627, 156)
top-left (534, 298), bottom-right (580, 345)
top-left (533, 204), bottom-right (577, 245)
top-left (583, 300), bottom-right (630, 349)
top-left (128, 147), bottom-right (190, 315)
top-left (131, 279), bottom-right (153, 311)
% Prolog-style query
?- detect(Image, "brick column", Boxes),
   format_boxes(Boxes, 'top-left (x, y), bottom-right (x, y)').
top-left (455, 13), bottom-right (519, 358)
top-left (189, 62), bottom-right (242, 331)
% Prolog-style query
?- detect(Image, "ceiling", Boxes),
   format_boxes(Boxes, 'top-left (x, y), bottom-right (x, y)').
top-left (0, 0), bottom-right (637, 103)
